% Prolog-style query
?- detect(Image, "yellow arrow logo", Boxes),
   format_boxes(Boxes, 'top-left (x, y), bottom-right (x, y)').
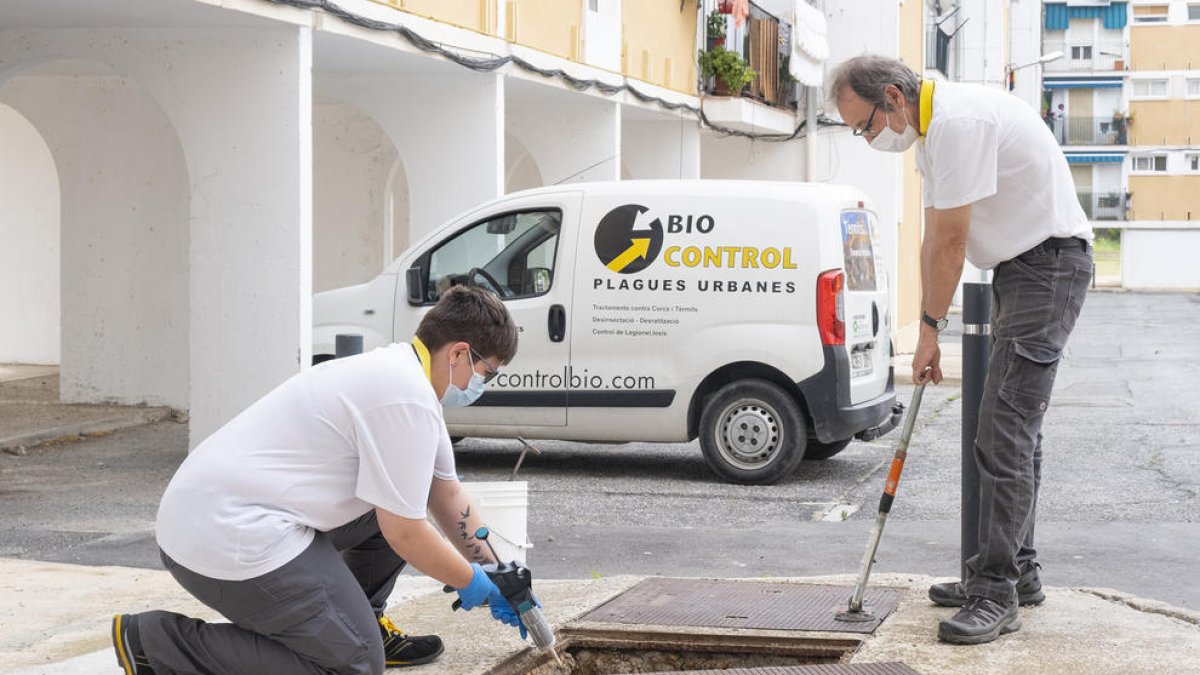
top-left (606, 238), bottom-right (652, 273)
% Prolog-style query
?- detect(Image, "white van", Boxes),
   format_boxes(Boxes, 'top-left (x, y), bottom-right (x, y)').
top-left (314, 180), bottom-right (900, 484)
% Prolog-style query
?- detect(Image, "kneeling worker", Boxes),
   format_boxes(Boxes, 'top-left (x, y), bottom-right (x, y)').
top-left (113, 285), bottom-right (523, 674)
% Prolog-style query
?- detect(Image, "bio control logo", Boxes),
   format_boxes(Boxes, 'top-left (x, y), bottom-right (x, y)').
top-left (594, 204), bottom-right (664, 274)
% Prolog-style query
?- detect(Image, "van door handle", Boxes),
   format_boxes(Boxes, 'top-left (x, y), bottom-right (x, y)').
top-left (548, 304), bottom-right (566, 343)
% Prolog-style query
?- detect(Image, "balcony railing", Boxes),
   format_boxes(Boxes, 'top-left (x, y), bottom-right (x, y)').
top-left (702, 2), bottom-right (797, 110)
top-left (1077, 190), bottom-right (1127, 221)
top-left (1046, 116), bottom-right (1129, 146)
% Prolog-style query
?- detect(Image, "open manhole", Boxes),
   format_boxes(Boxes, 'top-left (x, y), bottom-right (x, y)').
top-left (485, 627), bottom-right (863, 675)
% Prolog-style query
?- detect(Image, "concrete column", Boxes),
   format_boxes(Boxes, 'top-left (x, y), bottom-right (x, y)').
top-left (176, 28), bottom-right (314, 445)
top-left (621, 112), bottom-right (701, 179)
top-left (508, 89), bottom-right (619, 187)
top-left (0, 103), bottom-right (60, 365)
top-left (321, 72), bottom-right (505, 242)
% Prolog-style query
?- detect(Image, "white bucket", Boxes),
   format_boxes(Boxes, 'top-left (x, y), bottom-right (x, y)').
top-left (459, 481), bottom-right (532, 565)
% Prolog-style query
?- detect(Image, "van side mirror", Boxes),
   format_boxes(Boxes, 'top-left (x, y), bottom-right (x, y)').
top-left (529, 267), bottom-right (551, 294)
top-left (406, 267), bottom-right (426, 306)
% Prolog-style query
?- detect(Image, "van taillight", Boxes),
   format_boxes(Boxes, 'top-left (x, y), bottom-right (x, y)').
top-left (817, 270), bottom-right (845, 346)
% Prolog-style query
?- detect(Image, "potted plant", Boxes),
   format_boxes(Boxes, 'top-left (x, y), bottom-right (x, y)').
top-left (706, 9), bottom-right (726, 49)
top-left (699, 47), bottom-right (758, 97)
top-left (1111, 110), bottom-right (1131, 144)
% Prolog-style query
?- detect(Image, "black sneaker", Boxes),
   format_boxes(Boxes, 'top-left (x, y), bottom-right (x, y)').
top-left (112, 614), bottom-right (156, 675)
top-left (379, 615), bottom-right (444, 667)
top-left (937, 595), bottom-right (1022, 645)
top-left (928, 563), bottom-right (1045, 608)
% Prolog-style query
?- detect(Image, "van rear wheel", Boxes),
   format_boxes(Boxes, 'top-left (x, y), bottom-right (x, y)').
top-left (699, 379), bottom-right (807, 485)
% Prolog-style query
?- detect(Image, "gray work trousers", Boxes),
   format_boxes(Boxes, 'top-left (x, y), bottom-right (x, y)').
top-left (963, 238), bottom-right (1092, 604)
top-left (138, 510), bottom-right (406, 675)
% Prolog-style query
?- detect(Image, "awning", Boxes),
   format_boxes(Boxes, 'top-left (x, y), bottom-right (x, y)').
top-left (1066, 153), bottom-right (1125, 164)
top-left (1044, 3), bottom-right (1128, 31)
top-left (1043, 78), bottom-right (1124, 89)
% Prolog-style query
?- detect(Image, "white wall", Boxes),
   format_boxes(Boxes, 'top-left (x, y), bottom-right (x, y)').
top-left (699, 132), bottom-right (803, 180)
top-left (0, 67), bottom-right (190, 407)
top-left (0, 103), bottom-right (60, 365)
top-left (621, 116), bottom-right (701, 179)
top-left (508, 93), bottom-right (619, 186)
top-left (313, 98), bottom-right (402, 292)
top-left (321, 73), bottom-right (504, 242)
top-left (582, 0), bottom-right (621, 71)
top-left (1123, 229), bottom-right (1200, 289)
top-left (506, 133), bottom-right (544, 192)
top-left (0, 27), bottom-right (315, 445)
top-left (1009, 0), bottom-right (1045, 110)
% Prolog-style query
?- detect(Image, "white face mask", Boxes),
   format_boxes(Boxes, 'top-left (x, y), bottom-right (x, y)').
top-left (440, 352), bottom-right (488, 408)
top-left (869, 110), bottom-right (918, 153)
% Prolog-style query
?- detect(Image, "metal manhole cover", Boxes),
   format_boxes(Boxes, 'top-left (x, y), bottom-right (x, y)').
top-left (618, 664), bottom-right (921, 675)
top-left (580, 578), bottom-right (900, 634)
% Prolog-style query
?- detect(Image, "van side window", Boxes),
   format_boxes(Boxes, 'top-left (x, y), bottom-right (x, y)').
top-left (424, 209), bottom-right (562, 303)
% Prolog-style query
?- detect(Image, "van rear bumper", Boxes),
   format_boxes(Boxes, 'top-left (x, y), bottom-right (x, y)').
top-left (797, 345), bottom-right (897, 443)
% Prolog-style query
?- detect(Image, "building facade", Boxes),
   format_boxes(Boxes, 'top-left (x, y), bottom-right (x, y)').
top-left (0, 0), bottom-right (932, 440)
top-left (1041, 0), bottom-right (1200, 288)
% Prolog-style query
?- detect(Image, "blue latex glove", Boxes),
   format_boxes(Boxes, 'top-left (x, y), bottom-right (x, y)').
top-left (454, 563), bottom-right (494, 610)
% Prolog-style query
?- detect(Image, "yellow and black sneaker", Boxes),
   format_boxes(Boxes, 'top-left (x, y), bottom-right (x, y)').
top-left (379, 615), bottom-right (445, 667)
top-left (112, 614), bottom-right (156, 675)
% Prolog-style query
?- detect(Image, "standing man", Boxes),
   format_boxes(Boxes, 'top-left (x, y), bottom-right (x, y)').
top-left (113, 285), bottom-right (525, 674)
top-left (830, 55), bottom-right (1093, 645)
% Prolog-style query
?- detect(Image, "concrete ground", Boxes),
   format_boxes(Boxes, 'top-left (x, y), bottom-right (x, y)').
top-left (0, 365), bottom-right (172, 454)
top-left (3, 559), bottom-right (1198, 675)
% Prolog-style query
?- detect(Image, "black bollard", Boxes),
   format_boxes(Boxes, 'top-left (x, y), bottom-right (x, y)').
top-left (335, 333), bottom-right (364, 359)
top-left (960, 282), bottom-right (991, 582)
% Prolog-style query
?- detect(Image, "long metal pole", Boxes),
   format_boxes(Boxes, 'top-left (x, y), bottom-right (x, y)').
top-left (842, 383), bottom-right (926, 616)
top-left (960, 282), bottom-right (991, 581)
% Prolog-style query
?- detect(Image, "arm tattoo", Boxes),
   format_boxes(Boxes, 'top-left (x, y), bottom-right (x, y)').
top-left (456, 505), bottom-right (487, 563)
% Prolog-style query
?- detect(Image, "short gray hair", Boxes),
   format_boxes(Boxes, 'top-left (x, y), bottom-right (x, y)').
top-left (828, 55), bottom-right (920, 111)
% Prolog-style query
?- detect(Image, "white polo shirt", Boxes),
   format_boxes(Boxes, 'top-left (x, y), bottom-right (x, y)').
top-left (914, 81), bottom-right (1092, 269)
top-left (156, 344), bottom-right (457, 581)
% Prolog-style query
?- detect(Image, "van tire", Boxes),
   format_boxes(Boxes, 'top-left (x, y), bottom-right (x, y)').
top-left (699, 379), bottom-right (807, 485)
top-left (803, 438), bottom-right (853, 461)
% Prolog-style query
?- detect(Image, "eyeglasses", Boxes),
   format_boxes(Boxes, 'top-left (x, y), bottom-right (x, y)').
top-left (469, 348), bottom-right (501, 384)
top-left (851, 105), bottom-right (880, 137)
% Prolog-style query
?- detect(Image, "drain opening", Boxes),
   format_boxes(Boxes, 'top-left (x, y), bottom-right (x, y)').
top-left (485, 628), bottom-right (861, 675)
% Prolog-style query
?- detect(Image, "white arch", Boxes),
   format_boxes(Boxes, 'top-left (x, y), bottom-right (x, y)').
top-left (0, 59), bottom-right (190, 408)
top-left (0, 102), bottom-right (59, 365)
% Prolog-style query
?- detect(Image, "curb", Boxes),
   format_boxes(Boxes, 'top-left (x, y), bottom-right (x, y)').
top-left (0, 408), bottom-right (172, 452)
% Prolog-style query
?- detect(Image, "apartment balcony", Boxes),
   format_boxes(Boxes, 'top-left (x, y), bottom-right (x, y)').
top-left (1047, 116), bottom-right (1129, 146)
top-left (1043, 38), bottom-right (1127, 73)
top-left (702, 2), bottom-right (797, 113)
top-left (1077, 190), bottom-right (1128, 221)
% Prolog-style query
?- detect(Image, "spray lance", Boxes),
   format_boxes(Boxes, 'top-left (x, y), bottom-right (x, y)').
top-left (447, 526), bottom-right (560, 664)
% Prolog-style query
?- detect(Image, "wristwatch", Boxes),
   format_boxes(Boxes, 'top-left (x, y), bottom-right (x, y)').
top-left (922, 311), bottom-right (949, 332)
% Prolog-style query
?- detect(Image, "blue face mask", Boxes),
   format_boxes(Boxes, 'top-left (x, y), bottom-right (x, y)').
top-left (441, 352), bottom-right (488, 408)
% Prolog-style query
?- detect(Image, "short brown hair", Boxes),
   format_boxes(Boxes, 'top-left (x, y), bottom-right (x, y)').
top-left (416, 286), bottom-right (519, 364)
